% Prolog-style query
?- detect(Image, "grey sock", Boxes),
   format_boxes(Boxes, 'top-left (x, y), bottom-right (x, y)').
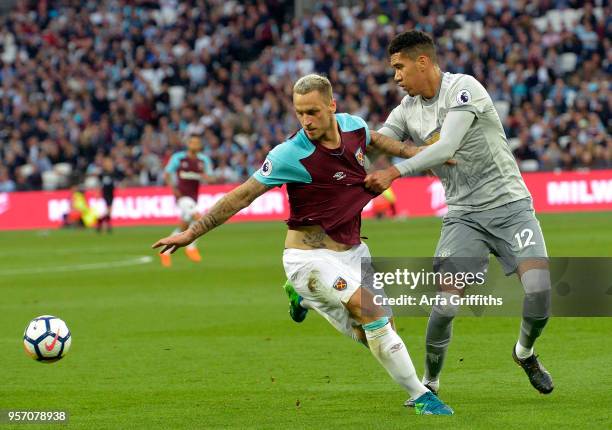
top-left (424, 310), bottom-right (454, 381)
top-left (519, 269), bottom-right (551, 349)
top-left (519, 290), bottom-right (550, 348)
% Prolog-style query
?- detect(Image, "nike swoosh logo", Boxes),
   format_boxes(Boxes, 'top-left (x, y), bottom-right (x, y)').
top-left (44, 330), bottom-right (60, 352)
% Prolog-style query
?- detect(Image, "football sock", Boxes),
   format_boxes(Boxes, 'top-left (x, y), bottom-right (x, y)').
top-left (186, 223), bottom-right (198, 249)
top-left (424, 292), bottom-right (459, 382)
top-left (422, 377), bottom-right (440, 392)
top-left (363, 317), bottom-right (428, 399)
top-left (518, 269), bottom-right (551, 353)
top-left (515, 341), bottom-right (534, 360)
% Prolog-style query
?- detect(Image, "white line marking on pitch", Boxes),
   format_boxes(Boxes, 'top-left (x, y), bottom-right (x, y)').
top-left (0, 256), bottom-right (153, 276)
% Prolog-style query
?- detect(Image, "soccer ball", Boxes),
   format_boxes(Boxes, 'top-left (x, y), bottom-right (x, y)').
top-left (23, 315), bottom-right (72, 363)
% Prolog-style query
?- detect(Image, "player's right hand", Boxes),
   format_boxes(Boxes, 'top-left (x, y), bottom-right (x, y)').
top-left (152, 230), bottom-right (196, 255)
top-left (365, 167), bottom-right (400, 193)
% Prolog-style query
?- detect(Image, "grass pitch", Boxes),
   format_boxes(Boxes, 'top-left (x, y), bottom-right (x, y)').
top-left (1, 212), bottom-right (611, 429)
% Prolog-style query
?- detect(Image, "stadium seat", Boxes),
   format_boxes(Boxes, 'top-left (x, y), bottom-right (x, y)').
top-left (494, 100), bottom-right (510, 123)
top-left (18, 164), bottom-right (34, 178)
top-left (559, 53), bottom-right (577, 73)
top-left (507, 137), bottom-right (521, 151)
top-left (54, 163), bottom-right (73, 177)
top-left (84, 176), bottom-right (100, 190)
top-left (520, 159), bottom-right (540, 172)
top-left (558, 136), bottom-right (571, 149)
top-left (169, 86), bottom-right (186, 109)
top-left (42, 170), bottom-right (61, 190)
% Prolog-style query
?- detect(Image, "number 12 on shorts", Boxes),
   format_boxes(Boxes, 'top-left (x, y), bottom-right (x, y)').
top-left (515, 228), bottom-right (535, 249)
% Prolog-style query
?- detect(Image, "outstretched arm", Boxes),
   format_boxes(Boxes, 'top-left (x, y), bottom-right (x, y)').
top-left (152, 177), bottom-right (271, 254)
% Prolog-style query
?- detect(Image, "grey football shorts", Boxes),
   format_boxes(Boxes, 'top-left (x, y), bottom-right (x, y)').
top-left (434, 198), bottom-right (548, 276)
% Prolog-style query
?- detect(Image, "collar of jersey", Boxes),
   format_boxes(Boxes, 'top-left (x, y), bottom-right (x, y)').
top-left (421, 71), bottom-right (445, 106)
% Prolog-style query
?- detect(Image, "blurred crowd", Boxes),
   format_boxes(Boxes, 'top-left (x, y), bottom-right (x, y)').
top-left (0, 0), bottom-right (610, 192)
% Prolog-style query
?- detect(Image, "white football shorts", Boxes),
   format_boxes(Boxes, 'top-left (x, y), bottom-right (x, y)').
top-left (282, 243), bottom-right (371, 335)
top-left (177, 196), bottom-right (199, 222)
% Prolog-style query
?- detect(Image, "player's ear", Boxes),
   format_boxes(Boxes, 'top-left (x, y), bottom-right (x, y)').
top-left (417, 55), bottom-right (428, 72)
top-left (329, 97), bottom-right (337, 113)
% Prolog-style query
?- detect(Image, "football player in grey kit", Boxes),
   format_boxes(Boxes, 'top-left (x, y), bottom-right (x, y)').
top-left (365, 31), bottom-right (554, 403)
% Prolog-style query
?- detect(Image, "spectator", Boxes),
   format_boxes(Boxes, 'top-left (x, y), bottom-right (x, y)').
top-left (0, 167), bottom-right (15, 192)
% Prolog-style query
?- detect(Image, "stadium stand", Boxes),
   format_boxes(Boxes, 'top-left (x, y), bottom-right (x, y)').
top-left (0, 0), bottom-right (609, 191)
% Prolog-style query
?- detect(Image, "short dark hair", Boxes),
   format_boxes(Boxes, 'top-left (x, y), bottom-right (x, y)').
top-left (388, 31), bottom-right (437, 62)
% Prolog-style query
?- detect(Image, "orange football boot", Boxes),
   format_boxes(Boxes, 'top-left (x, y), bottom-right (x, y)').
top-left (159, 252), bottom-right (172, 267)
top-left (185, 247), bottom-right (202, 262)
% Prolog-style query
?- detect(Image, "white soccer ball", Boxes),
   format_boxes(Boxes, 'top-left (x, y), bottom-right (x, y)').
top-left (23, 315), bottom-right (72, 363)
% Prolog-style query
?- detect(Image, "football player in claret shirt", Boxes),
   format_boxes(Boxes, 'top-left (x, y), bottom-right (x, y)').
top-left (153, 74), bottom-right (454, 415)
top-left (161, 135), bottom-right (214, 267)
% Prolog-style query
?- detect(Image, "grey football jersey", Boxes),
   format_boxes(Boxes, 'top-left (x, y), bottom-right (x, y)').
top-left (381, 72), bottom-right (530, 212)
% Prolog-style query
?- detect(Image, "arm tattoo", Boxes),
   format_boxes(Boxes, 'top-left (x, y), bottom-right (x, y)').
top-left (189, 177), bottom-right (270, 238)
top-left (301, 231), bottom-right (327, 249)
top-left (370, 130), bottom-right (417, 158)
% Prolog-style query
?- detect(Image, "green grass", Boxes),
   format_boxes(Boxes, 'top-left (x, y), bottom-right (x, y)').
top-left (1, 212), bottom-right (611, 429)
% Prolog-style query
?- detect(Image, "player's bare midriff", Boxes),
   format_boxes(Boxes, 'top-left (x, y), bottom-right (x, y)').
top-left (285, 225), bottom-right (352, 251)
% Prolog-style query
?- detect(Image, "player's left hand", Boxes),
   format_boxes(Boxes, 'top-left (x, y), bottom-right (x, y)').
top-left (152, 230), bottom-right (197, 255)
top-left (365, 167), bottom-right (400, 193)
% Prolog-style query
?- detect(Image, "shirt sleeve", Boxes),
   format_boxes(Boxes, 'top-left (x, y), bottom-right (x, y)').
top-left (380, 104), bottom-right (409, 141)
top-left (199, 154), bottom-right (214, 175)
top-left (252, 143), bottom-right (312, 187)
top-left (394, 110), bottom-right (475, 177)
top-left (352, 115), bottom-right (371, 146)
top-left (446, 75), bottom-right (491, 117)
top-left (164, 153), bottom-right (181, 174)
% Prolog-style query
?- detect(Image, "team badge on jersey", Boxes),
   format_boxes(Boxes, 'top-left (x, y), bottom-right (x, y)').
top-left (333, 277), bottom-right (348, 291)
top-left (456, 89), bottom-right (472, 105)
top-left (260, 159), bottom-right (272, 177)
top-left (355, 147), bottom-right (364, 166)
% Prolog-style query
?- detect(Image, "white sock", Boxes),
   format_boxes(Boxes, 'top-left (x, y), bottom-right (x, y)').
top-left (186, 223), bottom-right (198, 248)
top-left (364, 322), bottom-right (429, 399)
top-left (515, 341), bottom-right (534, 360)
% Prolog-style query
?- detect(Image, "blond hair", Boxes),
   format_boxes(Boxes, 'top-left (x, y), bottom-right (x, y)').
top-left (293, 74), bottom-right (333, 100)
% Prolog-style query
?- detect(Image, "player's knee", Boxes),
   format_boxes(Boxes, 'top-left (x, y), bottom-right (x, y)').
top-left (431, 291), bottom-right (460, 318)
top-left (347, 286), bottom-right (387, 322)
top-left (520, 268), bottom-right (551, 294)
